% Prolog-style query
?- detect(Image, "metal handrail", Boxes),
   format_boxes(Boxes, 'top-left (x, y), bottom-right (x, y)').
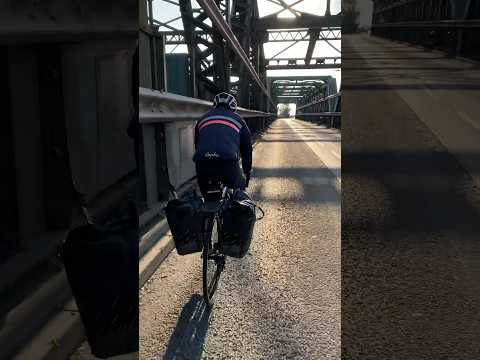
top-left (296, 92), bottom-right (341, 111)
top-left (139, 87), bottom-right (275, 124)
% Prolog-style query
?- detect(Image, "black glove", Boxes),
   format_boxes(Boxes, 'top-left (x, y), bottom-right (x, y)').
top-left (244, 172), bottom-right (251, 188)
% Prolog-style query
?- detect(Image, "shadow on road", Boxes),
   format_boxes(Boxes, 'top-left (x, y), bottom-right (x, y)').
top-left (250, 166), bottom-right (340, 203)
top-left (341, 34), bottom-right (480, 358)
top-left (163, 294), bottom-right (212, 360)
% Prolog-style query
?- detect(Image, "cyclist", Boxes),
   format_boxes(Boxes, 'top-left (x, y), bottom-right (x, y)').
top-left (193, 92), bottom-right (252, 197)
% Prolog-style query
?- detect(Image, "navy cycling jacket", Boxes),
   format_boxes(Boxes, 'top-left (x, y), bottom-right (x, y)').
top-left (193, 106), bottom-right (252, 174)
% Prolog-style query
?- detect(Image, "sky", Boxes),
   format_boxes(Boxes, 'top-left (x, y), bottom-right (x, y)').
top-left (151, 0), bottom-right (342, 101)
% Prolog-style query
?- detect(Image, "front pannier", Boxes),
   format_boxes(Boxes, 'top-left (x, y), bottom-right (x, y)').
top-left (219, 190), bottom-right (257, 258)
top-left (165, 197), bottom-right (204, 255)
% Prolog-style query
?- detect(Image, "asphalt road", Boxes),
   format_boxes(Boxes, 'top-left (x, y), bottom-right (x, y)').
top-left (343, 33), bottom-right (480, 186)
top-left (139, 118), bottom-right (341, 359)
top-left (342, 34), bottom-right (480, 359)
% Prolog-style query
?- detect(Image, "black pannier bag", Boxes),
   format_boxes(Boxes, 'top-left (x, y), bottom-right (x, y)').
top-left (63, 211), bottom-right (139, 358)
top-left (219, 190), bottom-right (261, 258)
top-left (165, 195), bottom-right (204, 255)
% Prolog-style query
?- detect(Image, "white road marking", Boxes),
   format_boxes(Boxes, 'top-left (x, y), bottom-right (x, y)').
top-left (458, 111), bottom-right (480, 131)
top-left (287, 120), bottom-right (341, 191)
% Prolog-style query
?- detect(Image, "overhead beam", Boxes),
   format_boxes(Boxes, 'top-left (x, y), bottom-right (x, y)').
top-left (162, 0), bottom-right (180, 6)
top-left (265, 0), bottom-right (302, 17)
top-left (265, 36), bottom-right (340, 42)
top-left (272, 0), bottom-right (303, 17)
top-left (259, 29), bottom-right (341, 43)
top-left (270, 37), bottom-right (306, 59)
top-left (268, 56), bottom-right (340, 61)
top-left (266, 63), bottom-right (341, 69)
top-left (269, 75), bottom-right (333, 81)
top-left (255, 14), bottom-right (341, 30)
top-left (164, 29), bottom-right (341, 44)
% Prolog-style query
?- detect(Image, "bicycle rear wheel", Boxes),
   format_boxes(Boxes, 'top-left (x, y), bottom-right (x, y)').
top-left (202, 216), bottom-right (224, 306)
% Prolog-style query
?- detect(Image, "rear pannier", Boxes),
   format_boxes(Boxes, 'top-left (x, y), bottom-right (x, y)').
top-left (219, 190), bottom-right (260, 258)
top-left (165, 197), bottom-right (204, 255)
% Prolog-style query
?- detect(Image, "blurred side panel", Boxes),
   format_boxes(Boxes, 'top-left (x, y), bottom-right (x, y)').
top-left (0, 1), bottom-right (139, 359)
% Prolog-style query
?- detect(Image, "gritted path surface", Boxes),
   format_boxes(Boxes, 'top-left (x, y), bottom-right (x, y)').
top-left (342, 34), bottom-right (480, 359)
top-left (139, 118), bottom-right (341, 359)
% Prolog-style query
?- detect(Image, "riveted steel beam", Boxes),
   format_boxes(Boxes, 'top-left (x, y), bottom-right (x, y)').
top-left (197, 0), bottom-right (274, 106)
top-left (255, 13), bottom-right (341, 30)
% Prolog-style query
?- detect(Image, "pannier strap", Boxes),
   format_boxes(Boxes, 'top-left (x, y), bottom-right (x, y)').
top-left (255, 204), bottom-right (265, 220)
top-left (168, 182), bottom-right (178, 199)
top-left (168, 175), bottom-right (198, 200)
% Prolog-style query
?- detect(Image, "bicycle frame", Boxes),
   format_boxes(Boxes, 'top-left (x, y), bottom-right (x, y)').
top-left (200, 184), bottom-right (231, 305)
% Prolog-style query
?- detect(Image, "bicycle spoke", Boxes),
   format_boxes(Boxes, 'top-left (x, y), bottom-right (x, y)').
top-left (201, 188), bottom-right (229, 306)
top-left (202, 215), bottom-right (226, 305)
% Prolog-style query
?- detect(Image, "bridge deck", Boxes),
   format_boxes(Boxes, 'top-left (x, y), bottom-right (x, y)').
top-left (138, 118), bottom-right (341, 359)
top-left (343, 33), bottom-right (480, 359)
top-left (344, 33), bottom-right (480, 185)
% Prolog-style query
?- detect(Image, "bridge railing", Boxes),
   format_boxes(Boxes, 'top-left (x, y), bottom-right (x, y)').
top-left (296, 92), bottom-right (341, 129)
top-left (372, 20), bottom-right (480, 59)
top-left (371, 0), bottom-right (480, 61)
top-left (138, 87), bottom-right (276, 228)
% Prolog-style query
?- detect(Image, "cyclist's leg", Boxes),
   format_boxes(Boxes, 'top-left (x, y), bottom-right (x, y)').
top-left (220, 161), bottom-right (245, 190)
top-left (195, 161), bottom-right (218, 198)
top-left (197, 160), bottom-right (245, 192)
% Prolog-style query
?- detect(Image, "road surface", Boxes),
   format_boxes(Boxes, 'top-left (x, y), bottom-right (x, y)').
top-left (139, 118), bottom-right (341, 359)
top-left (342, 34), bottom-right (480, 359)
top-left (343, 33), bottom-right (480, 186)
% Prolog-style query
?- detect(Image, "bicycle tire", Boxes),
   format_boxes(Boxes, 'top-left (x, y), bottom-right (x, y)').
top-left (202, 216), bottom-right (223, 306)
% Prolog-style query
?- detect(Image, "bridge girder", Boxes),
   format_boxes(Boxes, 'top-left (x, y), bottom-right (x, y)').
top-left (253, 4), bottom-right (341, 81)
top-left (255, 13), bottom-right (342, 30)
top-left (260, 29), bottom-right (341, 43)
top-left (231, 0), bottom-right (259, 108)
top-left (179, 0), bottom-right (230, 100)
top-left (266, 63), bottom-right (341, 70)
top-left (269, 76), bottom-right (333, 105)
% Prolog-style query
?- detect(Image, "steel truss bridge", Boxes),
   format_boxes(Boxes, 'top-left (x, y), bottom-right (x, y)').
top-left (140, 0), bottom-right (342, 112)
top-left (138, 0), bottom-right (342, 246)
